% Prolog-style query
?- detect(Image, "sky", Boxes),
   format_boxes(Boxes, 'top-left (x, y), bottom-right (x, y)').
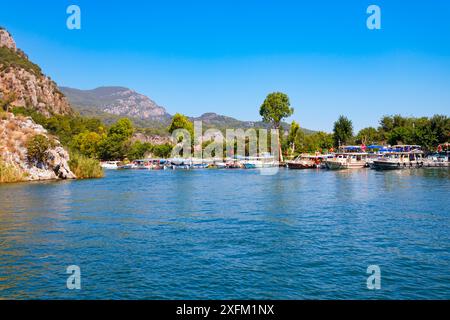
top-left (1, 0), bottom-right (450, 132)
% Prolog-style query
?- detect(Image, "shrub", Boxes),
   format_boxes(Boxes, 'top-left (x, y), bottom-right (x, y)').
top-left (0, 46), bottom-right (42, 75)
top-left (0, 159), bottom-right (25, 183)
top-left (152, 143), bottom-right (173, 158)
top-left (26, 134), bottom-right (51, 164)
top-left (68, 152), bottom-right (104, 179)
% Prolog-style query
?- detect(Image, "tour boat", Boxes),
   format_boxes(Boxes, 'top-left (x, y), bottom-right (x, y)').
top-left (286, 154), bottom-right (324, 169)
top-left (241, 154), bottom-right (277, 169)
top-left (100, 161), bottom-right (119, 170)
top-left (325, 146), bottom-right (369, 170)
top-left (371, 145), bottom-right (425, 170)
top-left (117, 163), bottom-right (135, 170)
top-left (423, 152), bottom-right (450, 167)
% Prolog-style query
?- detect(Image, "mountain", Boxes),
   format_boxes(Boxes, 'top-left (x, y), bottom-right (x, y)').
top-left (60, 86), bottom-right (170, 121)
top-left (0, 27), bottom-right (72, 116)
top-left (62, 86), bottom-right (315, 134)
top-left (0, 28), bottom-right (75, 182)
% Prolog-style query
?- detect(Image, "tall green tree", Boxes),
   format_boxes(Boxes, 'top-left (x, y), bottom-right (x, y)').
top-left (168, 113), bottom-right (194, 137)
top-left (128, 141), bottom-right (153, 160)
top-left (287, 121), bottom-right (300, 154)
top-left (98, 118), bottom-right (135, 160)
top-left (71, 131), bottom-right (105, 159)
top-left (333, 115), bottom-right (353, 147)
top-left (355, 127), bottom-right (380, 145)
top-left (259, 92), bottom-right (294, 161)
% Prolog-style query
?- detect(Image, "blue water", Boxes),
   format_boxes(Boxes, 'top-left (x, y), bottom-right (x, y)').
top-left (0, 168), bottom-right (449, 299)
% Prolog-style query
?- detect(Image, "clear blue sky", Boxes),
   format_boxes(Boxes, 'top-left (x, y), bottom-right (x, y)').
top-left (1, 0), bottom-right (450, 131)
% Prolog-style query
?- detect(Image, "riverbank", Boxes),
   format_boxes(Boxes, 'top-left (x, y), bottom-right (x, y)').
top-left (0, 113), bottom-right (103, 183)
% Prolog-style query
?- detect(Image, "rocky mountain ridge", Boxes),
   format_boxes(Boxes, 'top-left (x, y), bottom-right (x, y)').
top-left (62, 86), bottom-right (313, 134)
top-left (0, 28), bottom-right (76, 182)
top-left (60, 86), bottom-right (169, 120)
top-left (0, 27), bottom-right (73, 117)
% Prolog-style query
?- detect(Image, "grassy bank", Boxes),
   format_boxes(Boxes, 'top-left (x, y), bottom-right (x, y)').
top-left (68, 152), bottom-right (104, 179)
top-left (0, 159), bottom-right (26, 183)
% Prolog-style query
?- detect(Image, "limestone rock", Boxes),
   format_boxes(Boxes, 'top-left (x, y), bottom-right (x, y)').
top-left (0, 29), bottom-right (16, 51)
top-left (0, 114), bottom-right (76, 181)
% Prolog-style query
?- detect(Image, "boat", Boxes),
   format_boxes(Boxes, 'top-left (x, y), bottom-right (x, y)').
top-left (117, 163), bottom-right (135, 170)
top-left (423, 152), bottom-right (450, 167)
top-left (168, 158), bottom-right (194, 169)
top-left (422, 143), bottom-right (450, 168)
top-left (100, 161), bottom-right (119, 170)
top-left (286, 154), bottom-right (322, 169)
top-left (241, 153), bottom-right (278, 169)
top-left (192, 163), bottom-right (209, 169)
top-left (132, 159), bottom-right (152, 169)
top-left (214, 162), bottom-right (227, 169)
top-left (371, 145), bottom-right (425, 170)
top-left (325, 146), bottom-right (369, 170)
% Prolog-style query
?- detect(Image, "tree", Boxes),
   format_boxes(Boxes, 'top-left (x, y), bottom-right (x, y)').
top-left (128, 141), bottom-right (153, 160)
top-left (388, 126), bottom-right (413, 145)
top-left (108, 118), bottom-right (134, 139)
top-left (168, 113), bottom-right (194, 137)
top-left (430, 115), bottom-right (450, 144)
top-left (71, 131), bottom-right (105, 159)
top-left (152, 143), bottom-right (173, 158)
top-left (333, 115), bottom-right (353, 147)
top-left (355, 127), bottom-right (380, 145)
top-left (287, 121), bottom-right (300, 154)
top-left (98, 118), bottom-right (135, 160)
top-left (26, 134), bottom-right (51, 164)
top-left (259, 92), bottom-right (294, 161)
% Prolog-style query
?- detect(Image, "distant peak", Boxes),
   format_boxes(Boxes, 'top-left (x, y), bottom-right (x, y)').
top-left (0, 28), bottom-right (16, 51)
top-left (200, 112), bottom-right (219, 118)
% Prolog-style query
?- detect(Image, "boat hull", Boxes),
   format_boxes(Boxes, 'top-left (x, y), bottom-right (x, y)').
top-left (286, 162), bottom-right (316, 169)
top-left (325, 161), bottom-right (367, 170)
top-left (372, 160), bottom-right (425, 170)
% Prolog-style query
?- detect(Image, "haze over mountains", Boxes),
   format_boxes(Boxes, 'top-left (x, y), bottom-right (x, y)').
top-left (61, 86), bottom-right (314, 134)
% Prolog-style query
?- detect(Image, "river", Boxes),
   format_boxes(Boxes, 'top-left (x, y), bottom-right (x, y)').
top-left (0, 168), bottom-right (449, 299)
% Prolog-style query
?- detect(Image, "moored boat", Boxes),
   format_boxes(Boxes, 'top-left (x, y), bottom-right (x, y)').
top-left (325, 146), bottom-right (369, 170)
top-left (241, 153), bottom-right (278, 169)
top-left (100, 161), bottom-right (120, 170)
top-left (372, 145), bottom-right (425, 170)
top-left (286, 154), bottom-right (323, 169)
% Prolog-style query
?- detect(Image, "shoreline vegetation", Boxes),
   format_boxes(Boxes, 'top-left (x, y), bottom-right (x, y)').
top-left (1, 99), bottom-right (448, 185)
top-left (1, 28), bottom-right (449, 183)
top-left (0, 158), bottom-right (26, 183)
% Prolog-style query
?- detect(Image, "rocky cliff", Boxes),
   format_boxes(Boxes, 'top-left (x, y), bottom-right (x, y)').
top-left (0, 113), bottom-right (75, 181)
top-left (0, 28), bottom-right (76, 182)
top-left (0, 28), bottom-right (73, 116)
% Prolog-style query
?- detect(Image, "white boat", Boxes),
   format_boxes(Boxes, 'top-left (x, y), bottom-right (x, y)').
top-left (372, 145), bottom-right (425, 170)
top-left (214, 162), bottom-right (227, 169)
top-left (325, 146), bottom-right (368, 170)
top-left (241, 154), bottom-right (278, 169)
top-left (100, 161), bottom-right (119, 170)
top-left (423, 152), bottom-right (450, 167)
